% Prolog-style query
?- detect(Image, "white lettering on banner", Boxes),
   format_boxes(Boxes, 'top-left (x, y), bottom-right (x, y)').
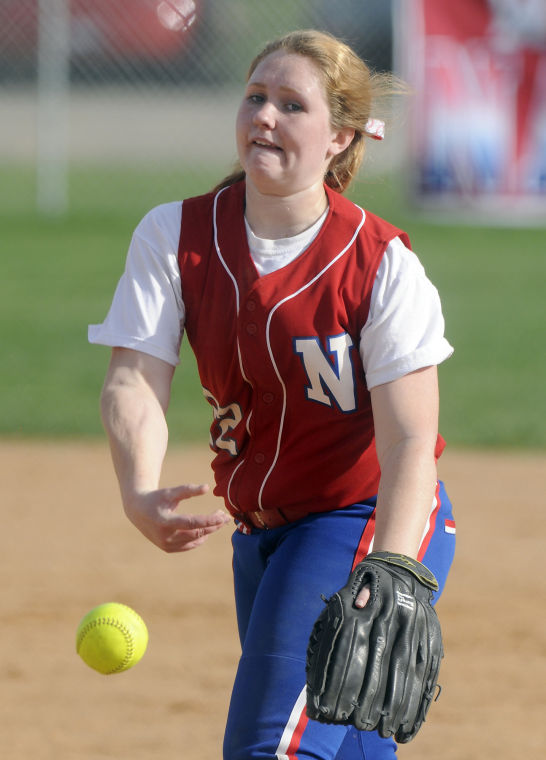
top-left (202, 388), bottom-right (242, 456)
top-left (294, 333), bottom-right (357, 412)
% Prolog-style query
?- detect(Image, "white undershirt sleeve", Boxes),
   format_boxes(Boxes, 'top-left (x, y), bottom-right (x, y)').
top-left (360, 237), bottom-right (454, 389)
top-left (88, 202), bottom-right (185, 366)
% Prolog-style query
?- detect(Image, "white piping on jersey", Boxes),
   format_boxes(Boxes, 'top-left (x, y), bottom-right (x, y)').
top-left (213, 189), bottom-right (240, 311)
top-left (275, 684), bottom-right (308, 759)
top-left (226, 458), bottom-right (245, 511)
top-left (213, 189), bottom-right (252, 385)
top-left (213, 189), bottom-right (252, 510)
top-left (257, 205), bottom-right (366, 509)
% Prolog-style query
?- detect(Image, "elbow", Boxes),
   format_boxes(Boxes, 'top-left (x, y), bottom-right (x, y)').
top-left (99, 381), bottom-right (119, 433)
top-left (376, 432), bottom-right (437, 473)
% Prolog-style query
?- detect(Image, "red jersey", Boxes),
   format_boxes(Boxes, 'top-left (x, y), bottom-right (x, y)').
top-left (178, 181), bottom-right (414, 523)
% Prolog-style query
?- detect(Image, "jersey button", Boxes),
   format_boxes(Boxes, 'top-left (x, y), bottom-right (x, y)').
top-left (263, 392), bottom-right (274, 404)
top-left (246, 300), bottom-right (256, 311)
top-left (254, 452), bottom-right (265, 464)
top-left (246, 323), bottom-right (257, 335)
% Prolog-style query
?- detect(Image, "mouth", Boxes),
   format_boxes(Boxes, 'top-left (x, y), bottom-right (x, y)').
top-left (252, 139), bottom-right (282, 151)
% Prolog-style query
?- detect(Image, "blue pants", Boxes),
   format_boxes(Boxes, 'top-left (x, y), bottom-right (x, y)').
top-left (224, 482), bottom-right (456, 759)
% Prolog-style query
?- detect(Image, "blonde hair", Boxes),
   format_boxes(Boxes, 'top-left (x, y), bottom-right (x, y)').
top-left (214, 29), bottom-right (403, 194)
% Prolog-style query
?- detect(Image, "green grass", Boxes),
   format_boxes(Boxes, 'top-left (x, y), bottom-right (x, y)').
top-left (412, 223), bottom-right (544, 448)
top-left (1, 166), bottom-right (544, 448)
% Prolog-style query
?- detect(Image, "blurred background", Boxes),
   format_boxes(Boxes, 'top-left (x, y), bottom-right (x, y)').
top-left (1, 0), bottom-right (394, 216)
top-left (1, 0), bottom-right (545, 450)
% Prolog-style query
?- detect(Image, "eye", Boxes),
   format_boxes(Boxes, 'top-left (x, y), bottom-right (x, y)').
top-left (285, 101), bottom-right (303, 113)
top-left (247, 93), bottom-right (265, 105)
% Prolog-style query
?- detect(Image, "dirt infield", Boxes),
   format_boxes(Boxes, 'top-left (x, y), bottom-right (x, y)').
top-left (2, 440), bottom-right (544, 759)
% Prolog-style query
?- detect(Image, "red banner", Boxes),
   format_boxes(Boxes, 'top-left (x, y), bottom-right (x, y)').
top-left (397, 0), bottom-right (546, 222)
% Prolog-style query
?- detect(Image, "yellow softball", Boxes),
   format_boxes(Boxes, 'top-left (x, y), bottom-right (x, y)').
top-left (76, 602), bottom-right (148, 675)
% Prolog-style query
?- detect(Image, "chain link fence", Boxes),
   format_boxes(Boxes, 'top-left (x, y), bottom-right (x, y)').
top-left (1, 0), bottom-right (395, 216)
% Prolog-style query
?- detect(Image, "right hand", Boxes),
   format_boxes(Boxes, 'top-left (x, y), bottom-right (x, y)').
top-left (122, 483), bottom-right (232, 552)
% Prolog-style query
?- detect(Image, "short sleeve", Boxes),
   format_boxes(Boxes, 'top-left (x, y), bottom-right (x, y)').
top-left (88, 202), bottom-right (185, 366)
top-left (360, 236), bottom-right (454, 388)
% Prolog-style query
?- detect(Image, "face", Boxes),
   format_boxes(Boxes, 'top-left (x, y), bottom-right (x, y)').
top-left (236, 51), bottom-right (350, 196)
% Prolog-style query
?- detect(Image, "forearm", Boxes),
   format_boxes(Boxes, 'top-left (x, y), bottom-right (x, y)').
top-left (373, 436), bottom-right (437, 558)
top-left (97, 349), bottom-right (227, 553)
top-left (100, 375), bottom-right (169, 506)
top-left (370, 366), bottom-right (440, 559)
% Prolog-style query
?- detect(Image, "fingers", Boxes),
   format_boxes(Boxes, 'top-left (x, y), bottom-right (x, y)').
top-left (159, 507), bottom-right (231, 531)
top-left (164, 520), bottom-right (227, 552)
top-left (161, 483), bottom-right (210, 507)
top-left (162, 510), bottom-right (231, 550)
top-left (355, 584), bottom-right (371, 609)
top-left (157, 508), bottom-right (231, 552)
top-left (167, 482), bottom-right (210, 498)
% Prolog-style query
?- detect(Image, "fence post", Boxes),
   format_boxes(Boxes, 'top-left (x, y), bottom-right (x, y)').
top-left (36, 0), bottom-right (70, 216)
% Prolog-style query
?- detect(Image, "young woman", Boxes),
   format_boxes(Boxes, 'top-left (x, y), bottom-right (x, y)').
top-left (89, 29), bottom-right (456, 759)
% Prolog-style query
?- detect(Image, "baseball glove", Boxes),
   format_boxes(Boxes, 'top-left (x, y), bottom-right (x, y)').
top-left (305, 551), bottom-right (443, 743)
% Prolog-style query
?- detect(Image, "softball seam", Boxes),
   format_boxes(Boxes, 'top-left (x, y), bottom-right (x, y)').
top-left (76, 616), bottom-right (135, 674)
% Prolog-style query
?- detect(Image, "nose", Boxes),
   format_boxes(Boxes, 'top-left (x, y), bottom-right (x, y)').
top-left (253, 100), bottom-right (276, 129)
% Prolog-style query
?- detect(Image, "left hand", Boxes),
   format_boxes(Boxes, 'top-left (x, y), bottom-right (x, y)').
top-left (306, 552), bottom-right (443, 743)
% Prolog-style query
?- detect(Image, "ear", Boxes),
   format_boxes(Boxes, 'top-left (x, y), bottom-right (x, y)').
top-left (327, 127), bottom-right (355, 158)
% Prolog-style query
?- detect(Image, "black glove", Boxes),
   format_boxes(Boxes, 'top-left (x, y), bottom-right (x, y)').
top-left (305, 551), bottom-right (443, 743)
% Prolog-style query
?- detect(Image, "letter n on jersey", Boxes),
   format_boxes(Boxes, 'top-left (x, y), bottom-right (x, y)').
top-left (293, 333), bottom-right (357, 412)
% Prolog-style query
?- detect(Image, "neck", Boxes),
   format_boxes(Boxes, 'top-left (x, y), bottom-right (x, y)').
top-left (244, 179), bottom-right (328, 239)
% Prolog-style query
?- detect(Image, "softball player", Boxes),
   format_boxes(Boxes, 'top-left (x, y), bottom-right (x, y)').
top-left (90, 30), bottom-right (456, 759)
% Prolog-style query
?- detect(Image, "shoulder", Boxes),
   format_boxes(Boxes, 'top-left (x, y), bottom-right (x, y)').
top-left (179, 185), bottom-right (238, 232)
top-left (326, 188), bottom-right (410, 249)
top-left (380, 236), bottom-right (425, 279)
top-left (183, 182), bottom-right (244, 215)
top-left (134, 201), bottom-right (183, 249)
top-left (373, 236), bottom-right (439, 314)
top-left (362, 209), bottom-right (409, 248)
top-left (180, 182), bottom-right (246, 245)
top-left (126, 202), bottom-right (183, 284)
top-left (135, 188), bottom-right (225, 245)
